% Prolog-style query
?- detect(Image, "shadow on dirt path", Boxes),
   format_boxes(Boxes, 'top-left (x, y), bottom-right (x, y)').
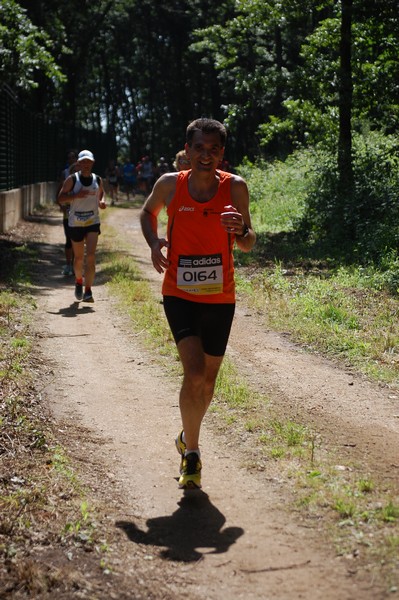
top-left (116, 490), bottom-right (244, 562)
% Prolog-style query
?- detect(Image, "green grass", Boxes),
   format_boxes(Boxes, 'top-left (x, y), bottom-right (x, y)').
top-left (235, 262), bottom-right (399, 385)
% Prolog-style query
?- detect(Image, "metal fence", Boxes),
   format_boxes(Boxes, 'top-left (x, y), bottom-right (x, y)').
top-left (0, 85), bottom-right (116, 192)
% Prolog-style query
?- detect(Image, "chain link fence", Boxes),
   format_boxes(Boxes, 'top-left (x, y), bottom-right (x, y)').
top-left (0, 85), bottom-right (116, 192)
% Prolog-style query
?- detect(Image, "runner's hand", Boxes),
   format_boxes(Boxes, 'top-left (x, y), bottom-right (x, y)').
top-left (220, 204), bottom-right (244, 235)
top-left (150, 238), bottom-right (170, 274)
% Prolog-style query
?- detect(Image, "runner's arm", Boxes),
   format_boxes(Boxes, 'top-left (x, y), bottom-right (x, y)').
top-left (97, 176), bottom-right (107, 209)
top-left (57, 175), bottom-right (75, 204)
top-left (140, 174), bottom-right (176, 273)
top-left (222, 176), bottom-right (256, 252)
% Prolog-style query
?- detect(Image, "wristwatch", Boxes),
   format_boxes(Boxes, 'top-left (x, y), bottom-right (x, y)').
top-left (237, 223), bottom-right (249, 238)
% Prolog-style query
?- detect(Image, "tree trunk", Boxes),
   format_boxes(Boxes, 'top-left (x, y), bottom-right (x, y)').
top-left (338, 0), bottom-right (353, 201)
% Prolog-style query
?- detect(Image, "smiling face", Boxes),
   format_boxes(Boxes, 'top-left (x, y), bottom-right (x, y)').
top-left (185, 130), bottom-right (224, 173)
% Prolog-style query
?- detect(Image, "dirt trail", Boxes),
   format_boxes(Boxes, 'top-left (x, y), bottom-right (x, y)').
top-left (23, 204), bottom-right (399, 599)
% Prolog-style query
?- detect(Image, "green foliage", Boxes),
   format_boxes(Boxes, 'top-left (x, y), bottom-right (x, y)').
top-left (191, 0), bottom-right (325, 158)
top-left (351, 16), bottom-right (399, 132)
top-left (258, 99), bottom-right (338, 150)
top-left (258, 3), bottom-right (399, 151)
top-left (378, 502), bottom-right (399, 523)
top-left (0, 0), bottom-right (65, 90)
top-left (5, 0), bottom-right (398, 167)
top-left (238, 149), bottom-right (312, 233)
top-left (299, 131), bottom-right (399, 262)
top-left (333, 497), bottom-right (356, 519)
top-left (299, 14), bottom-right (340, 104)
top-left (358, 478), bottom-right (374, 494)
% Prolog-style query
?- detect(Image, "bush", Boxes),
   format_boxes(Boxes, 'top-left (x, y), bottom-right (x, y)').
top-left (238, 150), bottom-right (313, 234)
top-left (299, 131), bottom-right (399, 263)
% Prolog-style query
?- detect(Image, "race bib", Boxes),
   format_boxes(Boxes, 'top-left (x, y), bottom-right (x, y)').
top-left (73, 210), bottom-right (95, 227)
top-left (177, 253), bottom-right (223, 295)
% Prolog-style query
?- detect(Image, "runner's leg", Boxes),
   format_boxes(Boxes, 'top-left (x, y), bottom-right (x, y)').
top-left (83, 231), bottom-right (99, 289)
top-left (177, 336), bottom-right (223, 452)
top-left (72, 240), bottom-right (85, 280)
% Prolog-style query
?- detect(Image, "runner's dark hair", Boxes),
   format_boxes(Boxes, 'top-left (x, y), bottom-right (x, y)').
top-left (186, 118), bottom-right (227, 147)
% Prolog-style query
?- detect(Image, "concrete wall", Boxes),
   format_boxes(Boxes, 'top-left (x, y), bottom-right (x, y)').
top-left (0, 182), bottom-right (58, 233)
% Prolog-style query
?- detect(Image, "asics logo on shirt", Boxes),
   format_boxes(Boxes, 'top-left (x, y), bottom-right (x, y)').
top-left (178, 206), bottom-right (195, 211)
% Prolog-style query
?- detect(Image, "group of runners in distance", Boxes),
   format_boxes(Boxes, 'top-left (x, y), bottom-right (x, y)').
top-left (57, 117), bottom-right (256, 490)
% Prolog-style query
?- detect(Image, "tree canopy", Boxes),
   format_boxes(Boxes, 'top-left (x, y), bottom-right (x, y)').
top-left (2, 0), bottom-right (399, 164)
top-left (0, 0), bottom-right (64, 91)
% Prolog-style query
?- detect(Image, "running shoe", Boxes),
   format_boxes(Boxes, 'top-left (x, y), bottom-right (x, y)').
top-left (178, 452), bottom-right (202, 489)
top-left (62, 265), bottom-right (71, 276)
top-left (83, 290), bottom-right (94, 303)
top-left (75, 282), bottom-right (83, 301)
top-left (67, 265), bottom-right (74, 276)
top-left (175, 430), bottom-right (186, 473)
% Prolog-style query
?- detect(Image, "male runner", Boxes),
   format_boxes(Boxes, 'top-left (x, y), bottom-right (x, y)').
top-left (140, 118), bottom-right (256, 489)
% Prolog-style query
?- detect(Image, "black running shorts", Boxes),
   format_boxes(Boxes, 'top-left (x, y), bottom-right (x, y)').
top-left (163, 296), bottom-right (235, 357)
top-left (69, 223), bottom-right (101, 243)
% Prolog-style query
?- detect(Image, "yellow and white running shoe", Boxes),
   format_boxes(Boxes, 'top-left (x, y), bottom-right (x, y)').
top-left (178, 452), bottom-right (202, 489)
top-left (175, 430), bottom-right (186, 473)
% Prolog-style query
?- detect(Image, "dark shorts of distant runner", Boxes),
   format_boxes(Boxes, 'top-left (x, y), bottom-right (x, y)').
top-left (163, 295), bottom-right (235, 357)
top-left (69, 224), bottom-right (101, 243)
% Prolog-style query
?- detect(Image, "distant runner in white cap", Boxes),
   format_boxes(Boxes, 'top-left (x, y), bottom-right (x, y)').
top-left (57, 149), bottom-right (106, 303)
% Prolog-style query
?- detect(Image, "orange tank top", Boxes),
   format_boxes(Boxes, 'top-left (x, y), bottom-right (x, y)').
top-left (162, 170), bottom-right (235, 303)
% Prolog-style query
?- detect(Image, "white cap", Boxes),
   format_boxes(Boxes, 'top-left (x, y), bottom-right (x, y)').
top-left (78, 150), bottom-right (95, 162)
